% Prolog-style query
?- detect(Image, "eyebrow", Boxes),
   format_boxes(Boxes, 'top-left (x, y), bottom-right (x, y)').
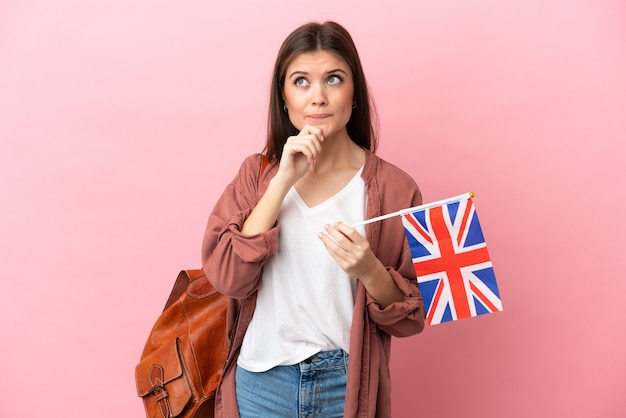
top-left (288, 68), bottom-right (349, 80)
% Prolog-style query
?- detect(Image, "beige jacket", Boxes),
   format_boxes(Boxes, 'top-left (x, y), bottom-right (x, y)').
top-left (202, 150), bottom-right (425, 417)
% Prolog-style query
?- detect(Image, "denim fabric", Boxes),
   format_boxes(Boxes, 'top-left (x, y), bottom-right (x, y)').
top-left (236, 349), bottom-right (349, 418)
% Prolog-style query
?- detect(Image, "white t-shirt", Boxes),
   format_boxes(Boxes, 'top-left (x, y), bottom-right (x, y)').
top-left (237, 167), bottom-right (366, 372)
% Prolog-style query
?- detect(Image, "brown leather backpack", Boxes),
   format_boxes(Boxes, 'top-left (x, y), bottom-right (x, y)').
top-left (135, 154), bottom-right (268, 417)
top-left (135, 269), bottom-right (229, 417)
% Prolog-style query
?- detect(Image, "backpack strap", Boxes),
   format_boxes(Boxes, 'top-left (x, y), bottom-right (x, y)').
top-left (163, 270), bottom-right (205, 311)
top-left (258, 153), bottom-right (269, 182)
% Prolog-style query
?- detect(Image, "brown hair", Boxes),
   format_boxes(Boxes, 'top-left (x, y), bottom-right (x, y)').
top-left (264, 21), bottom-right (378, 159)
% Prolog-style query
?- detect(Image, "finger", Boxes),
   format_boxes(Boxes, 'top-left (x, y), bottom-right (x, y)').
top-left (295, 128), bottom-right (323, 153)
top-left (325, 223), bottom-right (372, 265)
top-left (298, 126), bottom-right (324, 153)
top-left (318, 230), bottom-right (347, 255)
top-left (318, 230), bottom-right (360, 274)
top-left (287, 136), bottom-right (322, 163)
top-left (299, 125), bottom-right (324, 139)
top-left (286, 141), bottom-right (320, 165)
top-left (287, 132), bottom-right (321, 149)
top-left (325, 222), bottom-right (359, 242)
top-left (285, 135), bottom-right (318, 155)
top-left (323, 224), bottom-right (354, 251)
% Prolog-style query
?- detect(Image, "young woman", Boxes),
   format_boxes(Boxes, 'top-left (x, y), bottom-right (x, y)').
top-left (202, 21), bottom-right (425, 418)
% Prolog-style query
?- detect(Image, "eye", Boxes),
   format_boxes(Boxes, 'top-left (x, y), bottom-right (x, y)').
top-left (294, 77), bottom-right (309, 87)
top-left (327, 75), bottom-right (343, 85)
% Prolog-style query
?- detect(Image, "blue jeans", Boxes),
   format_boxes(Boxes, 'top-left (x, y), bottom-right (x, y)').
top-left (236, 349), bottom-right (349, 418)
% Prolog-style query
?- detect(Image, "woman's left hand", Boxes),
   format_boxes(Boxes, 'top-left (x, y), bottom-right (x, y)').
top-left (319, 222), bottom-right (405, 308)
top-left (318, 222), bottom-right (380, 282)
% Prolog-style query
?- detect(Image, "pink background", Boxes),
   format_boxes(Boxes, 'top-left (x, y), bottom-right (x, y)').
top-left (1, 0), bottom-right (625, 416)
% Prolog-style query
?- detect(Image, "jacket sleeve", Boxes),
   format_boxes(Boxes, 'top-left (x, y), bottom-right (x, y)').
top-left (201, 154), bottom-right (280, 299)
top-left (366, 245), bottom-right (425, 337)
top-left (365, 160), bottom-right (426, 337)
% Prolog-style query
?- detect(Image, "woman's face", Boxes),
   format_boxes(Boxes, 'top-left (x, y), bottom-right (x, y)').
top-left (283, 50), bottom-right (355, 140)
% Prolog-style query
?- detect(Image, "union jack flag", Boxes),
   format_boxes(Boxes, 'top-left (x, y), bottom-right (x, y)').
top-left (402, 196), bottom-right (502, 325)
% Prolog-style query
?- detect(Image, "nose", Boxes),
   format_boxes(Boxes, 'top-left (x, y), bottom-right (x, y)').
top-left (311, 84), bottom-right (328, 106)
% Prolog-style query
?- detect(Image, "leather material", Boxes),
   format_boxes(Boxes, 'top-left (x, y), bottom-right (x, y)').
top-left (135, 155), bottom-right (268, 417)
top-left (135, 270), bottom-right (228, 418)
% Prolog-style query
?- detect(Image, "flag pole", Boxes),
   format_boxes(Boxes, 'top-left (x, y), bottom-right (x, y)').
top-left (350, 192), bottom-right (474, 228)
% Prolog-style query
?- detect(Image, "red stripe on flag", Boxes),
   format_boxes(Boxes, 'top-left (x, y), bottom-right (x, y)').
top-left (413, 206), bottom-right (491, 320)
top-left (469, 281), bottom-right (499, 313)
top-left (403, 214), bottom-right (432, 244)
top-left (456, 200), bottom-right (473, 247)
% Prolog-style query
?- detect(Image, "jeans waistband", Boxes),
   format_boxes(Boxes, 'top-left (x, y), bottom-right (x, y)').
top-left (299, 349), bottom-right (349, 372)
